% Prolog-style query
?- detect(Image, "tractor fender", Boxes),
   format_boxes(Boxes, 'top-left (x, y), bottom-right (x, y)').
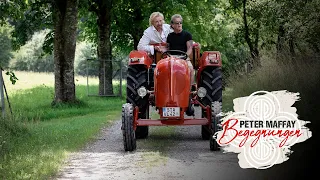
top-left (197, 51), bottom-right (222, 75)
top-left (128, 50), bottom-right (153, 69)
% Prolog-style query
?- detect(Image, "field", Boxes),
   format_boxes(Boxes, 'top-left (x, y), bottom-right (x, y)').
top-left (3, 71), bottom-right (100, 92)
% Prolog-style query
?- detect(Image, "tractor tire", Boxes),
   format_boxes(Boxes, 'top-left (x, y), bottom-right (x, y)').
top-left (199, 67), bottom-right (222, 140)
top-left (210, 101), bottom-right (222, 151)
top-left (122, 103), bottom-right (136, 151)
top-left (127, 65), bottom-right (149, 139)
top-left (199, 67), bottom-right (222, 105)
top-left (201, 125), bottom-right (211, 140)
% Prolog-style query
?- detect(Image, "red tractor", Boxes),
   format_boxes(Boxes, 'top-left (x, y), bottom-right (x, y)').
top-left (122, 43), bottom-right (222, 151)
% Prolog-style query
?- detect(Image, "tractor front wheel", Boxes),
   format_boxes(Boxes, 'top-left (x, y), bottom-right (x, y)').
top-left (200, 67), bottom-right (222, 140)
top-left (210, 101), bottom-right (222, 151)
top-left (122, 103), bottom-right (136, 151)
top-left (127, 65), bottom-right (149, 139)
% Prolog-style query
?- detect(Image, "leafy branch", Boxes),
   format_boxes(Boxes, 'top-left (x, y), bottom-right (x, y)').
top-left (5, 71), bottom-right (18, 85)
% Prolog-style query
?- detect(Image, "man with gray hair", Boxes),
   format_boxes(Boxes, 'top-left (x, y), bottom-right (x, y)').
top-left (167, 14), bottom-right (195, 116)
top-left (167, 14), bottom-right (194, 84)
top-left (137, 12), bottom-right (173, 55)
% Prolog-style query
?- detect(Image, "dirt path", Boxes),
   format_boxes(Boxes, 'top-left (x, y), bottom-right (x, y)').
top-left (54, 107), bottom-right (265, 180)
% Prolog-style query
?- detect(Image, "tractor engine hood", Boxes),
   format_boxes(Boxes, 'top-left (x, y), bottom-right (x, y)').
top-left (154, 57), bottom-right (190, 108)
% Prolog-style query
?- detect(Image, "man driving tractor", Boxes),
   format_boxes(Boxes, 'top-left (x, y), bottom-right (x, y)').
top-left (167, 14), bottom-right (195, 116)
top-left (167, 14), bottom-right (195, 84)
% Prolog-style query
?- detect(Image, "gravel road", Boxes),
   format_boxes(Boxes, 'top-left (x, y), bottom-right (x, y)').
top-left (54, 107), bottom-right (274, 180)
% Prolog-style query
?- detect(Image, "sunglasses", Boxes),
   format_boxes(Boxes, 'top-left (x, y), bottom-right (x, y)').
top-left (173, 22), bottom-right (182, 25)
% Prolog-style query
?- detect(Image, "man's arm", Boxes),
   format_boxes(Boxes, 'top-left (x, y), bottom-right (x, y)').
top-left (137, 30), bottom-right (155, 55)
top-left (186, 40), bottom-right (193, 57)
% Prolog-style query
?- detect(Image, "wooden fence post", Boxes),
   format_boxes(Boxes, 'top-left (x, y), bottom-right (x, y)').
top-left (0, 70), bottom-right (5, 118)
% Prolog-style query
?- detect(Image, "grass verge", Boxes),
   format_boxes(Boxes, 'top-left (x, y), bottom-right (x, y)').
top-left (0, 85), bottom-right (125, 179)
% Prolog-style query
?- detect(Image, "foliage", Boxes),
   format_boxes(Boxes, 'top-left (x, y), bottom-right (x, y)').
top-left (10, 29), bottom-right (54, 72)
top-left (0, 24), bottom-right (13, 68)
top-left (9, 30), bottom-right (99, 75)
top-left (74, 41), bottom-right (97, 76)
top-left (1, 0), bottom-right (320, 90)
top-left (5, 71), bottom-right (18, 85)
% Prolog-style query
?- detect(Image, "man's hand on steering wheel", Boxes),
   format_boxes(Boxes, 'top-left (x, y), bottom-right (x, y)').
top-left (154, 46), bottom-right (162, 52)
top-left (161, 50), bottom-right (188, 60)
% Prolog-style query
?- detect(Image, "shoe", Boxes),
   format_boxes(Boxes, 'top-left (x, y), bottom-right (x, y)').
top-left (186, 105), bottom-right (194, 116)
top-left (186, 95), bottom-right (195, 116)
top-left (186, 94), bottom-right (195, 116)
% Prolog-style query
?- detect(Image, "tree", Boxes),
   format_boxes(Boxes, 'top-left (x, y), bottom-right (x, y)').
top-left (1, 0), bottom-right (79, 103)
top-left (52, 0), bottom-right (78, 103)
top-left (87, 0), bottom-right (113, 95)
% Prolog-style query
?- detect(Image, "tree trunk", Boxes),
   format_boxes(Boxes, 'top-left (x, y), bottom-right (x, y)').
top-left (289, 34), bottom-right (295, 57)
top-left (277, 24), bottom-right (285, 54)
top-left (97, 0), bottom-right (113, 95)
top-left (253, 22), bottom-right (261, 67)
top-left (131, 7), bottom-right (143, 50)
top-left (53, 0), bottom-right (78, 103)
top-left (242, 0), bottom-right (260, 68)
top-left (132, 31), bottom-right (142, 50)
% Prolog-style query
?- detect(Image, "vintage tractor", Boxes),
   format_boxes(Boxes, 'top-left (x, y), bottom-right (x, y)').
top-left (122, 43), bottom-right (222, 151)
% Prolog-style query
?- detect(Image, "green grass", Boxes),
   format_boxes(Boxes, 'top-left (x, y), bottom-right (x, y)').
top-left (8, 84), bottom-right (125, 121)
top-left (0, 85), bottom-right (125, 179)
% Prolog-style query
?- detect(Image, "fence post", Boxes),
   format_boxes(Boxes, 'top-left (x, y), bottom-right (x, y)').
top-left (0, 70), bottom-right (5, 118)
top-left (119, 60), bottom-right (122, 98)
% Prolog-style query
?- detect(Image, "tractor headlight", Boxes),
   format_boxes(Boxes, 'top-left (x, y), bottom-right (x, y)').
top-left (137, 86), bottom-right (147, 97)
top-left (197, 87), bottom-right (207, 98)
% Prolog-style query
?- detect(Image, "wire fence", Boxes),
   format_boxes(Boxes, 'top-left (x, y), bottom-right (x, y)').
top-left (85, 59), bottom-right (125, 97)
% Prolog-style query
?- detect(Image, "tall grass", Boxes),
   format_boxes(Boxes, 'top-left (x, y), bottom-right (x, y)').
top-left (227, 55), bottom-right (320, 99)
top-left (226, 54), bottom-right (320, 117)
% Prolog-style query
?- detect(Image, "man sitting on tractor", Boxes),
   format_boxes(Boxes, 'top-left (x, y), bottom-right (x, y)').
top-left (167, 14), bottom-right (195, 84)
top-left (137, 12), bottom-right (173, 55)
top-left (167, 14), bottom-right (195, 116)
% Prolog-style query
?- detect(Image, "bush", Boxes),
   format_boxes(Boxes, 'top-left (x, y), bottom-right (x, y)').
top-left (10, 29), bottom-right (54, 72)
top-left (74, 41), bottom-right (96, 76)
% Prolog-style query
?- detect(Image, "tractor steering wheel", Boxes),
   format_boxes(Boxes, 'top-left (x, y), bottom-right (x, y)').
top-left (161, 50), bottom-right (188, 60)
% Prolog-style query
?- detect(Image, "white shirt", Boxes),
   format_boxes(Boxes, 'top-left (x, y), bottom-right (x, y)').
top-left (137, 24), bottom-right (173, 55)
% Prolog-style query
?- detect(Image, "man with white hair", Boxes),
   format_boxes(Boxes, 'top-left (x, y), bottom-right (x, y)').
top-left (137, 12), bottom-right (173, 55)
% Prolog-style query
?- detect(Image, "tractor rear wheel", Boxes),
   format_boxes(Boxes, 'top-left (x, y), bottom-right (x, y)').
top-left (200, 67), bottom-right (222, 140)
top-left (210, 101), bottom-right (222, 151)
top-left (122, 103), bottom-right (136, 151)
top-left (127, 65), bottom-right (149, 139)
